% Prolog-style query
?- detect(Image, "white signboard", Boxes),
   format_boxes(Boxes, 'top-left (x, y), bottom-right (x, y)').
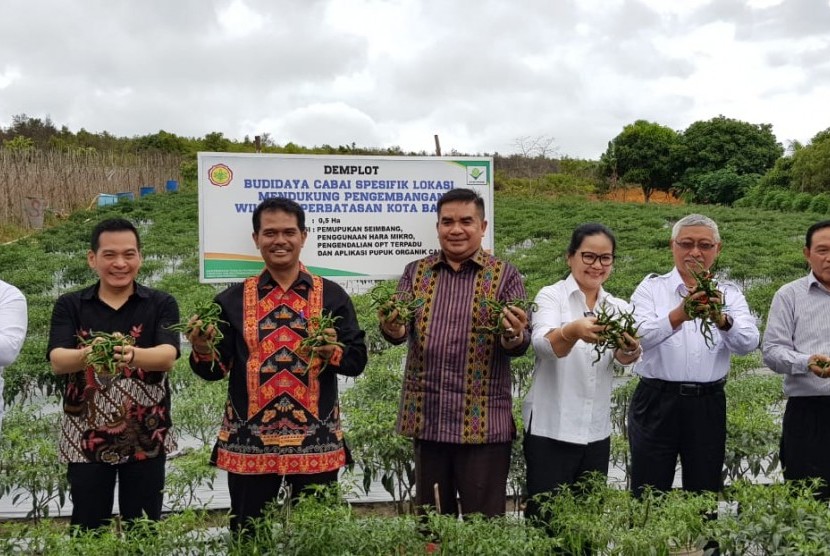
top-left (197, 153), bottom-right (494, 283)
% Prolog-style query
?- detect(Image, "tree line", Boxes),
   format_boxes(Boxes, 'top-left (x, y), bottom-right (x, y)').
top-left (600, 115), bottom-right (830, 205)
top-left (3, 113), bottom-right (829, 207)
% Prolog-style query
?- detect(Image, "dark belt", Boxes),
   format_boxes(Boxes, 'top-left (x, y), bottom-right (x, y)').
top-left (640, 376), bottom-right (726, 397)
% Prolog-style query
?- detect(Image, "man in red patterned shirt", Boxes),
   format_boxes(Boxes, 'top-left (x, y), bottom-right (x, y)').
top-left (188, 198), bottom-right (367, 533)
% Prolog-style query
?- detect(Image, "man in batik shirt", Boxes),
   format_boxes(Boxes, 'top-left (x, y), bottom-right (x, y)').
top-left (48, 218), bottom-right (180, 530)
top-left (188, 197), bottom-right (367, 532)
top-left (380, 187), bottom-right (531, 518)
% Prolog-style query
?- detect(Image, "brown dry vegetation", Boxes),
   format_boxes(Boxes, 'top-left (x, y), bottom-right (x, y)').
top-left (594, 187), bottom-right (684, 205)
top-left (0, 150), bottom-right (183, 228)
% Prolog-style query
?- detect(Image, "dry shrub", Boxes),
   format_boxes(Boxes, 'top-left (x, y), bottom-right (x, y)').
top-left (0, 150), bottom-right (183, 226)
top-left (594, 186), bottom-right (683, 205)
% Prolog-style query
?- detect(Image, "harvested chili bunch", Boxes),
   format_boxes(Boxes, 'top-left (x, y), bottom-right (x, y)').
top-left (168, 301), bottom-right (227, 369)
top-left (478, 298), bottom-right (537, 335)
top-left (683, 262), bottom-right (725, 349)
top-left (369, 282), bottom-right (424, 325)
top-left (299, 312), bottom-right (345, 371)
top-left (812, 359), bottom-right (830, 378)
top-left (80, 331), bottom-right (135, 377)
top-left (592, 303), bottom-right (640, 364)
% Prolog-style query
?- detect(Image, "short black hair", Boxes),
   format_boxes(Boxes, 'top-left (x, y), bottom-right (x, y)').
top-left (90, 218), bottom-right (141, 252)
top-left (566, 223), bottom-right (616, 256)
top-left (806, 220), bottom-right (830, 248)
top-left (436, 188), bottom-right (485, 220)
top-left (252, 197), bottom-right (306, 233)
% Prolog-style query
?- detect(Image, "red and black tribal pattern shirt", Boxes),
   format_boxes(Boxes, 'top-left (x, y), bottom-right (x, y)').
top-left (190, 267), bottom-right (367, 476)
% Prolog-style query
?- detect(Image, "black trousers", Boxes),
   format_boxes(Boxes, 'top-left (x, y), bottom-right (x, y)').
top-left (226, 470), bottom-right (339, 532)
top-left (781, 396), bottom-right (830, 501)
top-left (68, 455), bottom-right (166, 530)
top-left (523, 433), bottom-right (610, 521)
top-left (628, 377), bottom-right (726, 496)
top-left (413, 439), bottom-right (512, 518)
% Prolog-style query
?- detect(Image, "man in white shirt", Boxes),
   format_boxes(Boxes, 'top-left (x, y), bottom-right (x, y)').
top-left (0, 279), bottom-right (27, 428)
top-left (629, 214), bottom-right (759, 496)
top-left (762, 219), bottom-right (830, 501)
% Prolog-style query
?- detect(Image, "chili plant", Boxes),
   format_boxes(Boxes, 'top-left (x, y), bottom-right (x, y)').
top-left (0, 403), bottom-right (67, 522)
top-left (163, 446), bottom-right (217, 512)
top-left (340, 347), bottom-right (416, 515)
top-left (683, 262), bottom-right (724, 349)
top-left (479, 298), bottom-right (538, 335)
top-left (368, 282), bottom-right (424, 325)
top-left (591, 303), bottom-right (640, 364)
top-left (299, 312), bottom-right (345, 371)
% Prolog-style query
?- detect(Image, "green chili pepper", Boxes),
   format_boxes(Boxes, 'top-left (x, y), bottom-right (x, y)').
top-left (79, 331), bottom-right (135, 376)
top-left (591, 304), bottom-right (640, 364)
top-left (168, 301), bottom-right (227, 370)
top-left (369, 282), bottom-right (424, 325)
top-left (299, 311), bottom-right (345, 371)
top-left (682, 262), bottom-right (725, 349)
top-left (478, 298), bottom-right (537, 335)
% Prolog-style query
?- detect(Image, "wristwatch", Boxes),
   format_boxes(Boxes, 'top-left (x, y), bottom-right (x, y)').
top-left (719, 314), bottom-right (733, 331)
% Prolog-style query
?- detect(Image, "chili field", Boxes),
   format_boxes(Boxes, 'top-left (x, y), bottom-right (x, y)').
top-left (1, 184), bottom-right (827, 554)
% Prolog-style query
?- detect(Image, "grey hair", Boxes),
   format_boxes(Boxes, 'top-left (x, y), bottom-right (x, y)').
top-left (671, 214), bottom-right (721, 243)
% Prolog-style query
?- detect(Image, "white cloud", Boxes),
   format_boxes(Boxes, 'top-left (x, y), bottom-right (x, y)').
top-left (216, 0), bottom-right (267, 39)
top-left (0, 66), bottom-right (21, 89)
top-left (0, 0), bottom-right (828, 157)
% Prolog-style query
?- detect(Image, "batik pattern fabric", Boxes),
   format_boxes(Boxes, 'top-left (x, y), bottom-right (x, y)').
top-left (47, 282), bottom-right (180, 465)
top-left (60, 350), bottom-right (175, 464)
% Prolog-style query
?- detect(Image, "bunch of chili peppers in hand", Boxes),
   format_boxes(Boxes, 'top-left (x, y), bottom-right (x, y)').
top-left (169, 301), bottom-right (227, 370)
top-left (299, 311), bottom-right (344, 371)
top-left (591, 304), bottom-right (640, 364)
top-left (479, 298), bottom-right (538, 335)
top-left (80, 331), bottom-right (135, 377)
top-left (369, 282), bottom-right (424, 326)
top-left (811, 358), bottom-right (830, 378)
top-left (683, 263), bottom-right (725, 349)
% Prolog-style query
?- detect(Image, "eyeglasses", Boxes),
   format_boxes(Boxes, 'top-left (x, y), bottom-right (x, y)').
top-left (579, 252), bottom-right (615, 266)
top-left (674, 240), bottom-right (718, 252)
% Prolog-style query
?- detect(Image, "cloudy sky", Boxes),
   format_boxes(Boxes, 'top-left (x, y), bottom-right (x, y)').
top-left (1, 0), bottom-right (828, 159)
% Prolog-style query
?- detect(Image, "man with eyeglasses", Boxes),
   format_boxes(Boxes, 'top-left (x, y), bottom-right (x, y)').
top-left (628, 214), bottom-right (759, 497)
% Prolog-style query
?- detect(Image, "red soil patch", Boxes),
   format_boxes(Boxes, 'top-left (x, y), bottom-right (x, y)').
top-left (593, 188), bottom-right (684, 205)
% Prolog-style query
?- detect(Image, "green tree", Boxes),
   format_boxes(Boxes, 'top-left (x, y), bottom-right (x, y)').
top-left (756, 152), bottom-right (795, 192)
top-left (134, 130), bottom-right (190, 154)
top-left (2, 135), bottom-right (35, 151)
top-left (2, 114), bottom-right (58, 149)
top-left (789, 127), bottom-right (830, 193)
top-left (601, 120), bottom-right (680, 202)
top-left (691, 168), bottom-right (759, 206)
top-left (676, 115), bottom-right (782, 203)
top-left (202, 131), bottom-right (230, 152)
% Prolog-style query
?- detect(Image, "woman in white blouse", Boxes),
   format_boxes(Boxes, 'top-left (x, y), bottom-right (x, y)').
top-left (523, 223), bottom-right (640, 523)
